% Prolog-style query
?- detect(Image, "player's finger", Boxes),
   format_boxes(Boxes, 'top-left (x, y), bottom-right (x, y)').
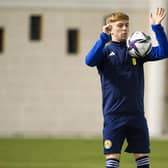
top-left (150, 13), bottom-right (153, 19)
top-left (102, 24), bottom-right (112, 34)
top-left (156, 8), bottom-right (159, 15)
top-left (159, 8), bottom-right (165, 17)
top-left (159, 8), bottom-right (163, 16)
top-left (161, 8), bottom-right (166, 18)
top-left (106, 24), bottom-right (112, 31)
top-left (159, 7), bottom-right (162, 15)
top-left (107, 24), bottom-right (112, 28)
top-left (160, 9), bottom-right (166, 20)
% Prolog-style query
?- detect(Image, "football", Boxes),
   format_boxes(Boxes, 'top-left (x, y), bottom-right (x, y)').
top-left (127, 31), bottom-right (152, 57)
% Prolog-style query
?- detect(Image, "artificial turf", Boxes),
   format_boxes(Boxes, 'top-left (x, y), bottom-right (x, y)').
top-left (0, 138), bottom-right (167, 168)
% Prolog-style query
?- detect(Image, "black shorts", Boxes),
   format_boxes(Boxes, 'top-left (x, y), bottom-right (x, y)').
top-left (103, 115), bottom-right (150, 154)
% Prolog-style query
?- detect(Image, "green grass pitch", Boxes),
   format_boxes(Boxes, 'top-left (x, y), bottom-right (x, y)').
top-left (0, 138), bottom-right (167, 168)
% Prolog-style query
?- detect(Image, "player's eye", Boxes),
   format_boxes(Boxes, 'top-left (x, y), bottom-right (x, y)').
top-left (117, 24), bottom-right (123, 28)
top-left (117, 22), bottom-right (129, 29)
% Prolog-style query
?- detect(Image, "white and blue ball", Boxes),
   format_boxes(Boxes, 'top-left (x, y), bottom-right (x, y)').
top-left (127, 31), bottom-right (152, 57)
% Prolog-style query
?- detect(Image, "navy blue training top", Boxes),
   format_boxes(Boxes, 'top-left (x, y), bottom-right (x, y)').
top-left (85, 24), bottom-right (168, 119)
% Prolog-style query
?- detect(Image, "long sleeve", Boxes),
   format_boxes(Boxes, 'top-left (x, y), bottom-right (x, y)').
top-left (85, 32), bottom-right (110, 67)
top-left (144, 24), bottom-right (168, 62)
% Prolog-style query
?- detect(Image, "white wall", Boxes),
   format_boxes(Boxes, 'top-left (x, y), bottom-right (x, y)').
top-left (0, 2), bottom-right (165, 137)
top-left (0, 7), bottom-right (106, 137)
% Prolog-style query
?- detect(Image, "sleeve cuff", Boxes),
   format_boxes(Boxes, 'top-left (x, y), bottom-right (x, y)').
top-left (100, 32), bottom-right (111, 43)
top-left (151, 24), bottom-right (163, 31)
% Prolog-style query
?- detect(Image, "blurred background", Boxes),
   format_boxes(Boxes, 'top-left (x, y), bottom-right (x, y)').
top-left (0, 0), bottom-right (167, 138)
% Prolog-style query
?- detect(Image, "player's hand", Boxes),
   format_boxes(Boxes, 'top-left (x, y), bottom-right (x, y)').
top-left (150, 7), bottom-right (166, 25)
top-left (102, 24), bottom-right (112, 35)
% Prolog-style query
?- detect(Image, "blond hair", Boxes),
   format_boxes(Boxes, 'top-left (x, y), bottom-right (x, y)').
top-left (105, 12), bottom-right (129, 24)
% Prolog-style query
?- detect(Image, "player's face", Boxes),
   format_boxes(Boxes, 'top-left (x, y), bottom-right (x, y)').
top-left (111, 20), bottom-right (129, 42)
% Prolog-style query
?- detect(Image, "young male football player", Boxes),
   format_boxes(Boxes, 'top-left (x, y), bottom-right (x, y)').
top-left (85, 8), bottom-right (168, 168)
